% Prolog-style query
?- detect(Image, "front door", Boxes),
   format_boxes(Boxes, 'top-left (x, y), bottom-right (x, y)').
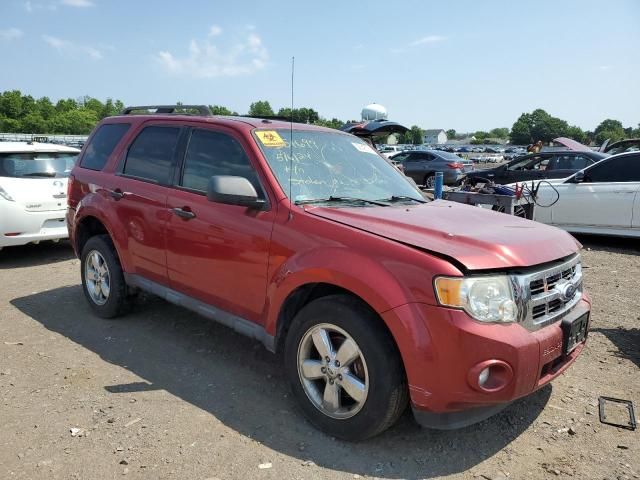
top-left (165, 127), bottom-right (276, 323)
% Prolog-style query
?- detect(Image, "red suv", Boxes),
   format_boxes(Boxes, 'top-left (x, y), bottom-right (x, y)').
top-left (67, 105), bottom-right (590, 440)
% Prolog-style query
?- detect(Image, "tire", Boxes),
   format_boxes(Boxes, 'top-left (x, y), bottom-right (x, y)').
top-left (80, 234), bottom-right (129, 318)
top-left (284, 295), bottom-right (408, 440)
top-left (424, 173), bottom-right (435, 188)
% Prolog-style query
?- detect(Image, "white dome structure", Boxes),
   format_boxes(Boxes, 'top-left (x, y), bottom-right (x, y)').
top-left (361, 103), bottom-right (388, 121)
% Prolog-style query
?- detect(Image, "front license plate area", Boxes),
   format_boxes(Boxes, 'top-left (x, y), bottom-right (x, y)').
top-left (561, 313), bottom-right (589, 355)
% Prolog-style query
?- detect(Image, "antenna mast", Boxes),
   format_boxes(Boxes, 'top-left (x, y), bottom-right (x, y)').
top-left (288, 56), bottom-right (295, 220)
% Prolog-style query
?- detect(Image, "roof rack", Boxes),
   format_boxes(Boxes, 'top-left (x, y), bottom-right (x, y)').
top-left (121, 105), bottom-right (213, 116)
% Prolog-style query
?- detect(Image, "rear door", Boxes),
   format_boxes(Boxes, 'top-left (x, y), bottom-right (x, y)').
top-left (550, 154), bottom-right (640, 229)
top-left (108, 124), bottom-right (182, 285)
top-left (165, 126), bottom-right (276, 323)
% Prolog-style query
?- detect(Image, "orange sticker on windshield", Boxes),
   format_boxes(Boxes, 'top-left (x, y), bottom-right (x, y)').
top-left (256, 130), bottom-right (286, 147)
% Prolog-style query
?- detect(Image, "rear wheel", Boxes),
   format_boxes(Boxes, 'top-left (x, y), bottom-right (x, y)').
top-left (284, 295), bottom-right (408, 440)
top-left (424, 173), bottom-right (436, 188)
top-left (80, 235), bottom-right (129, 318)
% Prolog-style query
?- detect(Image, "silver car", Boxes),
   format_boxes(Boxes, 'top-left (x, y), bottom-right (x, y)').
top-left (389, 150), bottom-right (474, 188)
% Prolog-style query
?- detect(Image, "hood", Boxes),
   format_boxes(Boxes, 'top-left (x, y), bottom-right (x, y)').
top-left (306, 200), bottom-right (579, 271)
top-left (340, 120), bottom-right (409, 138)
top-left (552, 137), bottom-right (592, 152)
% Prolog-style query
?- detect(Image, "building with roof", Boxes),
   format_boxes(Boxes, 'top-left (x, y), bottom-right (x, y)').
top-left (423, 129), bottom-right (448, 144)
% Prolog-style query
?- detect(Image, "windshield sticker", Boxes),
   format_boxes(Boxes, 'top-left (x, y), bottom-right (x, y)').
top-left (352, 142), bottom-right (377, 155)
top-left (256, 130), bottom-right (286, 148)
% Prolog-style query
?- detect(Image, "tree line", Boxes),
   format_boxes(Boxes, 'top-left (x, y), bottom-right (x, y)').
top-left (1, 90), bottom-right (638, 146)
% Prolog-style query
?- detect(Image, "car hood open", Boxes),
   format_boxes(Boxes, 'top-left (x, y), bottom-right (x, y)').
top-left (306, 200), bottom-right (580, 271)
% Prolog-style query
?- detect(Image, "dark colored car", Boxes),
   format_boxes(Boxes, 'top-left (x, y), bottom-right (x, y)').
top-left (602, 139), bottom-right (640, 155)
top-left (66, 105), bottom-right (590, 440)
top-left (390, 150), bottom-right (474, 187)
top-left (464, 150), bottom-right (608, 185)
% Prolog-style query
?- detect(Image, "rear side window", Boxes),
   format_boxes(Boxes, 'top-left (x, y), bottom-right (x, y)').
top-left (123, 126), bottom-right (181, 184)
top-left (81, 123), bottom-right (130, 171)
top-left (584, 154), bottom-right (640, 183)
top-left (180, 129), bottom-right (261, 194)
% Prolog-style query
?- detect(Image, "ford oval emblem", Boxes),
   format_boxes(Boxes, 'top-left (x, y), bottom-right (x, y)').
top-left (563, 284), bottom-right (577, 301)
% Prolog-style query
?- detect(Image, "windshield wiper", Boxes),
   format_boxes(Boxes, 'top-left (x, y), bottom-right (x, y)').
top-left (377, 195), bottom-right (427, 204)
top-left (295, 196), bottom-right (389, 207)
top-left (21, 172), bottom-right (57, 177)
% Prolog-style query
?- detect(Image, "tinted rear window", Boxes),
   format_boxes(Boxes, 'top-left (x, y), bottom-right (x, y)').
top-left (0, 152), bottom-right (77, 178)
top-left (80, 123), bottom-right (131, 171)
top-left (122, 126), bottom-right (180, 184)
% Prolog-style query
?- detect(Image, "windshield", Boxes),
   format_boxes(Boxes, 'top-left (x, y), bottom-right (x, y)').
top-left (0, 152), bottom-right (78, 178)
top-left (255, 129), bottom-right (423, 204)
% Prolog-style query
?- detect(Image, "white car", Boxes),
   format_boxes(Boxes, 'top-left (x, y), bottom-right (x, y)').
top-left (531, 151), bottom-right (640, 238)
top-left (0, 142), bottom-right (80, 250)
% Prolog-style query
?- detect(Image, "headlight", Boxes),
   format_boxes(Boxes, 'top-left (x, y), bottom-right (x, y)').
top-left (434, 275), bottom-right (518, 323)
top-left (0, 185), bottom-right (15, 202)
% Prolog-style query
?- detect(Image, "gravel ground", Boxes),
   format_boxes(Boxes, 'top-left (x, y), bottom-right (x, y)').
top-left (0, 235), bottom-right (638, 480)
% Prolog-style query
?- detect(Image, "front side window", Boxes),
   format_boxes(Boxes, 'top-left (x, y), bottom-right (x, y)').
top-left (584, 154), bottom-right (640, 183)
top-left (550, 154), bottom-right (592, 171)
top-left (81, 123), bottom-right (130, 171)
top-left (181, 129), bottom-right (261, 194)
top-left (123, 126), bottom-right (180, 184)
top-left (255, 129), bottom-right (422, 204)
top-left (0, 152), bottom-right (77, 178)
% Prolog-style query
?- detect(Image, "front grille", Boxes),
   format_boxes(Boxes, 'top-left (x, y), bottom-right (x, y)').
top-left (512, 254), bottom-right (583, 331)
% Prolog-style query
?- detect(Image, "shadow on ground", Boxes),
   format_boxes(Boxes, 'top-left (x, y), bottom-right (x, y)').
top-left (574, 234), bottom-right (640, 255)
top-left (11, 286), bottom-right (552, 479)
top-left (591, 327), bottom-right (640, 369)
top-left (0, 241), bottom-right (75, 269)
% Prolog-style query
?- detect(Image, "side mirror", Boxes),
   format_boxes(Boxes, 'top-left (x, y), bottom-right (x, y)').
top-left (206, 175), bottom-right (266, 209)
top-left (572, 171), bottom-right (585, 183)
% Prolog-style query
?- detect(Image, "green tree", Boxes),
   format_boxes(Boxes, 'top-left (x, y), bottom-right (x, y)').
top-left (314, 117), bottom-right (343, 129)
top-left (0, 90), bottom-right (24, 118)
top-left (20, 113), bottom-right (48, 133)
top-left (408, 125), bottom-right (424, 145)
top-left (248, 100), bottom-right (274, 117)
top-left (277, 107), bottom-right (320, 124)
top-left (209, 105), bottom-right (236, 115)
top-left (36, 97), bottom-right (55, 120)
top-left (565, 125), bottom-right (588, 144)
top-left (489, 127), bottom-right (509, 139)
top-left (594, 119), bottom-right (625, 144)
top-left (445, 129), bottom-right (456, 140)
top-left (510, 109), bottom-right (569, 144)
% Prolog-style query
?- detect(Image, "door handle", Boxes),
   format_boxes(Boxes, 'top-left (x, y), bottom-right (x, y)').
top-left (109, 189), bottom-right (124, 200)
top-left (172, 207), bottom-right (196, 220)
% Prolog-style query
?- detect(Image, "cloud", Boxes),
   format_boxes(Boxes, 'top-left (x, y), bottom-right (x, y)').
top-left (598, 65), bottom-right (612, 71)
top-left (208, 25), bottom-right (222, 36)
top-left (0, 28), bottom-right (23, 40)
top-left (409, 35), bottom-right (446, 46)
top-left (25, 1), bottom-right (58, 12)
top-left (157, 28), bottom-right (269, 78)
top-left (42, 34), bottom-right (103, 59)
top-left (61, 0), bottom-right (94, 6)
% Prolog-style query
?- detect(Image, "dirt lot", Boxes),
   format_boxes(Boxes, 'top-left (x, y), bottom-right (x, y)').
top-left (1, 235), bottom-right (638, 480)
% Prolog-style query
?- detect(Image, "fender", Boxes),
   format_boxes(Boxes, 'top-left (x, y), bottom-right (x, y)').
top-left (72, 190), bottom-right (133, 272)
top-left (263, 245), bottom-right (420, 337)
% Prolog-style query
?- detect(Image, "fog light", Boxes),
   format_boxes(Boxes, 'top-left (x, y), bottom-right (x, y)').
top-left (478, 367), bottom-right (490, 387)
top-left (468, 360), bottom-right (514, 393)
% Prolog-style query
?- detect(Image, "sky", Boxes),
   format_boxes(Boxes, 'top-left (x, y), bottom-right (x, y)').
top-left (1, 0), bottom-right (639, 132)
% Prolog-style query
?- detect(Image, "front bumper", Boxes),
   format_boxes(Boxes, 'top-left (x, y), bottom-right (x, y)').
top-left (382, 297), bottom-right (590, 429)
top-left (0, 202), bottom-right (68, 248)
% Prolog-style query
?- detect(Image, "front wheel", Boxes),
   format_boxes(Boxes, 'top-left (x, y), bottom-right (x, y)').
top-left (284, 295), bottom-right (408, 440)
